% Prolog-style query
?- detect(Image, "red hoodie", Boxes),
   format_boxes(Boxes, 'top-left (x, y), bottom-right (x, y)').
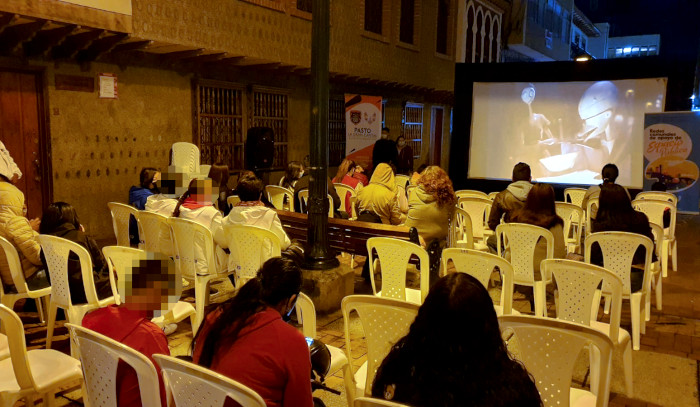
top-left (82, 305), bottom-right (169, 407)
top-left (193, 307), bottom-right (313, 407)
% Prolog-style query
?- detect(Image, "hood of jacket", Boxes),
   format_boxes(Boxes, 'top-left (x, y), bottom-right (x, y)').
top-left (413, 185), bottom-right (437, 204)
top-left (225, 205), bottom-right (277, 229)
top-left (370, 163), bottom-right (396, 191)
top-left (0, 182), bottom-right (24, 218)
top-left (129, 186), bottom-right (154, 202)
top-left (506, 180), bottom-right (533, 202)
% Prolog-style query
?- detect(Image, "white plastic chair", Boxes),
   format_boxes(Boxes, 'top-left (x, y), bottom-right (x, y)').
top-left (354, 397), bottom-right (411, 407)
top-left (38, 235), bottom-right (116, 351)
top-left (168, 218), bottom-right (236, 333)
top-left (107, 202), bottom-right (139, 247)
top-left (226, 195), bottom-right (241, 209)
top-left (496, 223), bottom-right (554, 317)
top-left (440, 248), bottom-right (516, 315)
top-left (632, 198), bottom-right (677, 276)
top-left (154, 354), bottom-right (266, 407)
top-left (223, 224), bottom-right (281, 288)
top-left (298, 189), bottom-right (334, 217)
top-left (455, 189), bottom-right (489, 199)
top-left (542, 259), bottom-right (633, 396)
top-left (334, 183), bottom-right (358, 218)
top-left (584, 232), bottom-right (653, 350)
top-left (499, 315), bottom-right (614, 407)
top-left (647, 223), bottom-right (664, 316)
top-left (265, 185), bottom-right (294, 212)
top-left (102, 246), bottom-right (197, 335)
top-left (295, 292), bottom-right (348, 376)
top-left (456, 196), bottom-right (492, 243)
top-left (137, 211), bottom-right (174, 256)
top-left (341, 295), bottom-right (419, 406)
top-left (0, 236), bottom-right (51, 324)
top-left (449, 207), bottom-right (474, 249)
top-left (585, 196), bottom-right (600, 236)
top-left (0, 304), bottom-right (83, 407)
top-left (67, 323), bottom-right (162, 407)
top-left (487, 191), bottom-right (498, 201)
top-left (171, 142), bottom-right (201, 175)
top-left (394, 174), bottom-right (410, 190)
top-left (635, 191), bottom-right (678, 206)
top-left (555, 202), bottom-right (584, 254)
top-left (564, 187), bottom-right (587, 207)
top-left (366, 237), bottom-right (429, 305)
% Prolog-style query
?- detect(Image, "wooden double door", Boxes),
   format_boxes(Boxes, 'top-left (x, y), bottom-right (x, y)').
top-left (0, 69), bottom-right (51, 219)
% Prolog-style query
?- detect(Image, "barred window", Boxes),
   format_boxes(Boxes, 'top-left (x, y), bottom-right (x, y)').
top-left (251, 87), bottom-right (289, 169)
top-left (403, 103), bottom-right (423, 160)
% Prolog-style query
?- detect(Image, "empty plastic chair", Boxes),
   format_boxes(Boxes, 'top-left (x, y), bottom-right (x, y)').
top-left (564, 188), bottom-right (587, 207)
top-left (635, 191), bottom-right (678, 206)
top-left (632, 198), bottom-right (677, 276)
top-left (171, 142), bottom-right (201, 175)
top-left (334, 183), bottom-right (358, 218)
top-left (555, 202), bottom-right (584, 254)
top-left (265, 185), bottom-right (294, 212)
top-left (295, 292), bottom-right (348, 376)
top-left (223, 224), bottom-right (281, 288)
top-left (107, 202), bottom-right (139, 247)
top-left (298, 189), bottom-right (334, 217)
top-left (448, 207), bottom-right (474, 249)
top-left (0, 236), bottom-right (51, 324)
top-left (456, 196), bottom-right (492, 243)
top-left (154, 354), bottom-right (266, 407)
top-left (366, 237), bottom-right (429, 305)
top-left (455, 189), bottom-right (489, 199)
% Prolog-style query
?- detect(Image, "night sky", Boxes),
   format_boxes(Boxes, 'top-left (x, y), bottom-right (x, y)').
top-left (576, 0), bottom-right (700, 60)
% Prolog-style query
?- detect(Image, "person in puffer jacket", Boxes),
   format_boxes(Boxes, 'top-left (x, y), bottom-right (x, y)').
top-left (0, 178), bottom-right (46, 289)
top-left (487, 162), bottom-right (533, 231)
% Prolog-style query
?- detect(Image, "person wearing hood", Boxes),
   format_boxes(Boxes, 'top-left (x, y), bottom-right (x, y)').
top-left (356, 163), bottom-right (405, 225)
top-left (0, 147), bottom-right (47, 290)
top-left (82, 253), bottom-right (175, 407)
top-left (487, 162), bottom-right (533, 231)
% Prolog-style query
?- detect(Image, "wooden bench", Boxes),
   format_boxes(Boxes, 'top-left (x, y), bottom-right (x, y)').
top-left (275, 210), bottom-right (412, 257)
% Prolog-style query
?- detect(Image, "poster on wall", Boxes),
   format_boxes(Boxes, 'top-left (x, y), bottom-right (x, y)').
top-left (345, 94), bottom-right (382, 169)
top-left (643, 112), bottom-right (700, 213)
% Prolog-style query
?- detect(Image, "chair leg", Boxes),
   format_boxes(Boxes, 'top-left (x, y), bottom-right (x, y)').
top-left (622, 342), bottom-right (634, 396)
top-left (46, 301), bottom-right (58, 349)
top-left (193, 280), bottom-right (208, 334)
top-left (603, 295), bottom-right (611, 315)
top-left (34, 298), bottom-right (45, 324)
top-left (589, 344), bottom-right (601, 396)
top-left (342, 363), bottom-right (356, 407)
top-left (671, 240), bottom-right (678, 272)
top-left (630, 298), bottom-right (642, 350)
top-left (661, 240), bottom-right (669, 278)
top-left (24, 394), bottom-right (37, 406)
top-left (533, 283), bottom-right (546, 317)
top-left (655, 274), bottom-right (663, 311)
top-left (591, 290), bottom-right (602, 320)
top-left (43, 392), bottom-right (56, 407)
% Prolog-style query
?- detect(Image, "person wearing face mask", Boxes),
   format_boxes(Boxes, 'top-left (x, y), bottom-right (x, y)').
top-left (395, 135), bottom-right (414, 176)
top-left (372, 127), bottom-right (398, 173)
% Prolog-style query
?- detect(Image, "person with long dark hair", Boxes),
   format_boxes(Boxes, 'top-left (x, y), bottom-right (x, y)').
top-left (279, 161), bottom-right (304, 190)
top-left (332, 158), bottom-right (364, 212)
top-left (208, 162), bottom-right (234, 215)
top-left (591, 183), bottom-right (655, 292)
top-left (581, 163), bottom-right (630, 210)
top-left (372, 273), bottom-right (542, 406)
top-left (40, 202), bottom-right (112, 303)
top-left (129, 168), bottom-right (160, 210)
top-left (192, 257), bottom-right (312, 407)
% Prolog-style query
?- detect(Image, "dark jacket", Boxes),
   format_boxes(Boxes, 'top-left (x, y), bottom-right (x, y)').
top-left (41, 223), bottom-right (112, 304)
top-left (488, 181), bottom-right (533, 231)
top-left (396, 145), bottom-right (414, 175)
top-left (129, 186), bottom-right (154, 210)
top-left (293, 175), bottom-right (341, 215)
top-left (590, 211), bottom-right (657, 267)
top-left (372, 138), bottom-right (398, 171)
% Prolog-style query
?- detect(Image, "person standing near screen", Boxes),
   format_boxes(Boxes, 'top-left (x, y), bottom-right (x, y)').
top-left (396, 136), bottom-right (413, 175)
top-left (487, 163), bottom-right (533, 253)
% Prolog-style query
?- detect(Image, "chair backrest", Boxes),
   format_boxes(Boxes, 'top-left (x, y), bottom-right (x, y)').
top-left (542, 259), bottom-right (622, 342)
top-left (154, 354), bottom-right (266, 407)
top-left (102, 246), bottom-right (145, 304)
top-left (171, 142), bottom-right (201, 174)
top-left (496, 223), bottom-right (553, 284)
top-left (342, 295), bottom-right (419, 397)
top-left (456, 196), bottom-right (491, 239)
top-left (555, 202), bottom-right (584, 246)
top-left (226, 195), bottom-right (241, 209)
top-left (334, 183), bottom-right (357, 216)
top-left (354, 397), bottom-right (411, 407)
top-left (223, 224), bottom-right (281, 287)
top-left (635, 191), bottom-right (677, 206)
top-left (394, 175), bottom-right (410, 190)
top-left (366, 237), bottom-right (429, 303)
top-left (107, 202), bottom-right (139, 247)
top-left (499, 315), bottom-right (613, 407)
top-left (168, 217), bottom-right (215, 278)
top-left (441, 248), bottom-right (515, 314)
top-left (564, 188), bottom-right (587, 207)
top-left (648, 222), bottom-right (664, 260)
top-left (487, 191), bottom-right (498, 201)
top-left (449, 207), bottom-right (474, 249)
top-left (265, 185), bottom-right (294, 211)
top-left (631, 198), bottom-right (676, 239)
top-left (585, 197), bottom-right (600, 235)
top-left (67, 323), bottom-right (161, 407)
top-left (584, 232), bottom-right (653, 295)
top-left (298, 189), bottom-right (333, 217)
top-left (0, 235), bottom-right (31, 295)
top-left (137, 211), bottom-right (173, 256)
top-left (38, 234), bottom-right (98, 310)
top-left (295, 292), bottom-right (316, 338)
top-left (455, 189), bottom-right (489, 199)
top-left (0, 304), bottom-right (37, 391)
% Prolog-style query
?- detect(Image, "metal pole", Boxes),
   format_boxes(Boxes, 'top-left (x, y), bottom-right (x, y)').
top-left (304, 0), bottom-right (339, 269)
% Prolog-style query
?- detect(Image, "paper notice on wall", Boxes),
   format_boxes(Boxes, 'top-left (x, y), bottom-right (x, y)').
top-left (98, 73), bottom-right (118, 99)
top-left (345, 94), bottom-right (382, 169)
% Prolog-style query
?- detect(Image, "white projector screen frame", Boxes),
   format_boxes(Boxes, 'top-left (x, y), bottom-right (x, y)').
top-left (469, 78), bottom-right (667, 188)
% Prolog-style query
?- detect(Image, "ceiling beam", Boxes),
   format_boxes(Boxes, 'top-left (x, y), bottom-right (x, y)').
top-left (23, 24), bottom-right (77, 57)
top-left (180, 52), bottom-right (226, 63)
top-left (0, 20), bottom-right (47, 55)
top-left (111, 40), bottom-right (151, 53)
top-left (76, 33), bottom-right (128, 62)
top-left (51, 29), bottom-right (104, 59)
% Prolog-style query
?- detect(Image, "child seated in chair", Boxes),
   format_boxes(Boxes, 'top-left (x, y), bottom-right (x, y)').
top-left (82, 253), bottom-right (177, 407)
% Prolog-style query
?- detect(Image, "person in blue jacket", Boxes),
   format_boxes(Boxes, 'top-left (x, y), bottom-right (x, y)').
top-left (128, 168), bottom-right (160, 245)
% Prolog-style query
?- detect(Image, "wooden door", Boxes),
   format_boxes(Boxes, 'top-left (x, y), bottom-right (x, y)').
top-left (430, 107), bottom-right (444, 165)
top-left (0, 70), bottom-right (49, 219)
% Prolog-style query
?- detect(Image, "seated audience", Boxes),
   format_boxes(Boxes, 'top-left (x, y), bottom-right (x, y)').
top-left (144, 166), bottom-right (187, 216)
top-left (208, 162), bottom-right (234, 216)
top-left (396, 135), bottom-right (414, 176)
top-left (372, 273), bottom-right (542, 406)
top-left (372, 127), bottom-right (398, 173)
top-left (591, 183), bottom-right (656, 292)
top-left (405, 166), bottom-right (456, 246)
top-left (356, 163), bottom-right (405, 225)
top-left (409, 163), bottom-right (428, 186)
top-left (279, 161), bottom-right (304, 190)
top-left (40, 202), bottom-right (112, 303)
top-left (192, 257), bottom-right (313, 407)
top-left (293, 173), bottom-right (341, 216)
top-left (332, 158), bottom-right (364, 213)
top-left (581, 163), bottom-right (630, 210)
top-left (352, 163), bottom-right (369, 186)
top-left (129, 168), bottom-right (160, 210)
top-left (488, 162), bottom-right (533, 231)
top-left (82, 253), bottom-right (175, 407)
top-left (0, 158), bottom-right (47, 291)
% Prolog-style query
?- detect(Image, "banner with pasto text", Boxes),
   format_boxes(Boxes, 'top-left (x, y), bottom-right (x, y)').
top-left (345, 94), bottom-right (382, 170)
top-left (643, 112), bottom-right (700, 213)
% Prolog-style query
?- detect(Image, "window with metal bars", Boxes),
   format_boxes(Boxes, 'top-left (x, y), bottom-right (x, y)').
top-left (403, 103), bottom-right (423, 160)
top-left (251, 87), bottom-right (289, 169)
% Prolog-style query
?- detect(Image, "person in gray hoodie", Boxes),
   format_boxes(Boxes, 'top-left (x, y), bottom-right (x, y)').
top-left (487, 163), bottom-right (533, 253)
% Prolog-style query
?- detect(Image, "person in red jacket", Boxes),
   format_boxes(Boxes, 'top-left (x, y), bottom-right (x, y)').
top-left (82, 253), bottom-right (176, 407)
top-left (192, 257), bottom-right (312, 407)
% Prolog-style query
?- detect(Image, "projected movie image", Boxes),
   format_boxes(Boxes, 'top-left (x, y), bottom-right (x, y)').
top-left (470, 78), bottom-right (667, 187)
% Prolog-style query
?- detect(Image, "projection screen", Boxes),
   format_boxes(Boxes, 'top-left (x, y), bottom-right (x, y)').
top-left (469, 78), bottom-right (667, 188)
